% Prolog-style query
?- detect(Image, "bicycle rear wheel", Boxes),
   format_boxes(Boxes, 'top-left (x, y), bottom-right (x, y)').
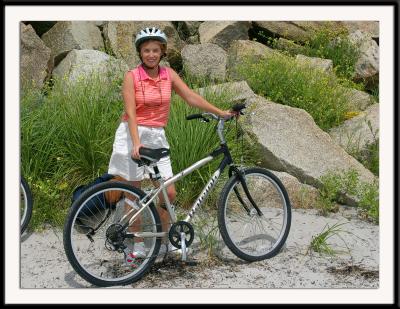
top-left (63, 181), bottom-right (161, 287)
top-left (20, 176), bottom-right (33, 234)
top-left (218, 167), bottom-right (291, 261)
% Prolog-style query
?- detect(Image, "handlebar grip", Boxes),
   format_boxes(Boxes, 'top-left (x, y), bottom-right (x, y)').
top-left (186, 114), bottom-right (203, 120)
top-left (232, 103), bottom-right (246, 112)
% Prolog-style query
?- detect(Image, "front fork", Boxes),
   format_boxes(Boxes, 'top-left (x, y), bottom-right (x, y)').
top-left (228, 165), bottom-right (263, 216)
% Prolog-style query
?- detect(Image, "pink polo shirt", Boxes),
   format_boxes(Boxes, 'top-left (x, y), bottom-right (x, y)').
top-left (122, 64), bottom-right (172, 127)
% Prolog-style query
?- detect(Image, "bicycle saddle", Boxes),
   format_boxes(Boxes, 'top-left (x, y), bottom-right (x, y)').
top-left (131, 147), bottom-right (170, 166)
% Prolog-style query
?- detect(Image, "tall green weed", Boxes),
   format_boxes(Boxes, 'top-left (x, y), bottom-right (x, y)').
top-left (21, 70), bottom-right (258, 228)
top-left (21, 73), bottom-right (123, 228)
top-left (21, 73), bottom-right (123, 184)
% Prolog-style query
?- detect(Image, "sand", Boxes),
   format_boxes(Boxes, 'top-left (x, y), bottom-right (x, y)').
top-left (20, 205), bottom-right (379, 290)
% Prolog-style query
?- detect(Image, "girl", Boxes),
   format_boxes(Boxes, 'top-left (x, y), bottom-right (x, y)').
top-left (108, 27), bottom-right (234, 266)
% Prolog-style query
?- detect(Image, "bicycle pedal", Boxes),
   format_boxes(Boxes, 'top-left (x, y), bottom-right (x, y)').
top-left (178, 259), bottom-right (198, 267)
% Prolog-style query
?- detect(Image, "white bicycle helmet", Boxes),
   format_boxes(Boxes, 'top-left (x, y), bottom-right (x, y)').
top-left (134, 27), bottom-right (168, 52)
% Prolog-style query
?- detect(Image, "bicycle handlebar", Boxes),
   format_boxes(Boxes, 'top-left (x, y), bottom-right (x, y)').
top-left (186, 103), bottom-right (246, 122)
top-left (186, 114), bottom-right (208, 121)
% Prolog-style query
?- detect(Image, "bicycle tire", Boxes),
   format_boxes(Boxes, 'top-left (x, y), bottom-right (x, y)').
top-left (20, 176), bottom-right (33, 234)
top-left (218, 167), bottom-right (291, 262)
top-left (63, 181), bottom-right (161, 287)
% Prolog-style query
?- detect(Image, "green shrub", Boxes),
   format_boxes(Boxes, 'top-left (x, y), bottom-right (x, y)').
top-left (369, 84), bottom-right (379, 103)
top-left (27, 178), bottom-right (70, 230)
top-left (237, 53), bottom-right (351, 130)
top-left (350, 139), bottom-right (379, 177)
top-left (317, 172), bottom-right (342, 215)
top-left (317, 169), bottom-right (360, 215)
top-left (345, 120), bottom-right (379, 176)
top-left (317, 169), bottom-right (379, 223)
top-left (358, 180), bottom-right (379, 224)
top-left (304, 27), bottom-right (360, 80)
top-left (270, 26), bottom-right (360, 81)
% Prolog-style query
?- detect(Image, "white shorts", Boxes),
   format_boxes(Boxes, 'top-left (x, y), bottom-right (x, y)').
top-left (108, 122), bottom-right (173, 181)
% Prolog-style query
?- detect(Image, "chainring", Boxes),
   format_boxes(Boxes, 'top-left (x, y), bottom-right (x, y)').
top-left (168, 221), bottom-right (194, 249)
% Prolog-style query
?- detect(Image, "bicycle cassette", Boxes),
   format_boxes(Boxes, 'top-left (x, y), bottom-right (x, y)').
top-left (168, 221), bottom-right (194, 249)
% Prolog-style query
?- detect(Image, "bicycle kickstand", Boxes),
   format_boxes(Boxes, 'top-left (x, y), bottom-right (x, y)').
top-left (180, 232), bottom-right (187, 262)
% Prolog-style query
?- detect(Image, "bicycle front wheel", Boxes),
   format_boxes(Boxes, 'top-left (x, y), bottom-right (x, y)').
top-left (218, 167), bottom-right (291, 262)
top-left (63, 181), bottom-right (161, 287)
top-left (20, 176), bottom-right (33, 234)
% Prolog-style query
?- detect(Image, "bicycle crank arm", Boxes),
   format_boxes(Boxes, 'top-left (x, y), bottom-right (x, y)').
top-left (133, 232), bottom-right (167, 238)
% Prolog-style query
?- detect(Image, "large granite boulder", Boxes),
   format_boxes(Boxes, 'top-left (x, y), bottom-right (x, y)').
top-left (329, 103), bottom-right (379, 154)
top-left (227, 40), bottom-right (276, 80)
top-left (20, 23), bottom-right (52, 89)
top-left (271, 171), bottom-right (320, 209)
top-left (341, 21), bottom-right (379, 42)
top-left (181, 43), bottom-right (227, 81)
top-left (196, 81), bottom-right (256, 104)
top-left (23, 21), bottom-right (57, 36)
top-left (174, 21), bottom-right (202, 43)
top-left (295, 54), bottom-right (333, 73)
top-left (341, 87), bottom-right (377, 111)
top-left (52, 49), bottom-right (128, 85)
top-left (253, 21), bottom-right (344, 43)
top-left (199, 21), bottom-right (251, 50)
top-left (102, 21), bottom-right (140, 69)
top-left (242, 95), bottom-right (376, 206)
top-left (41, 21), bottom-right (105, 66)
top-left (348, 30), bottom-right (379, 89)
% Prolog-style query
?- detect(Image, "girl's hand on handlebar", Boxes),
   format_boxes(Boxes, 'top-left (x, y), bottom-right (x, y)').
top-left (219, 110), bottom-right (237, 120)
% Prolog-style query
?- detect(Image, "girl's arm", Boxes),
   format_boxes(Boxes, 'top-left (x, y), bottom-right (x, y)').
top-left (169, 68), bottom-right (234, 119)
top-left (122, 71), bottom-right (143, 159)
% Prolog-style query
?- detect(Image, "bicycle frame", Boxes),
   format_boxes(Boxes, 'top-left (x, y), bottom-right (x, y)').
top-left (124, 114), bottom-right (262, 243)
top-left (126, 142), bottom-right (233, 234)
top-left (125, 117), bottom-right (234, 238)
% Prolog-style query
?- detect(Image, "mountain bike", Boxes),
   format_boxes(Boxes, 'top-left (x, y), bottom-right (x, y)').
top-left (20, 175), bottom-right (33, 234)
top-left (63, 103), bottom-right (291, 287)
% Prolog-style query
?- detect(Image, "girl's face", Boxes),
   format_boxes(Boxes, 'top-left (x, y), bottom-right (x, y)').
top-left (139, 40), bottom-right (164, 69)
